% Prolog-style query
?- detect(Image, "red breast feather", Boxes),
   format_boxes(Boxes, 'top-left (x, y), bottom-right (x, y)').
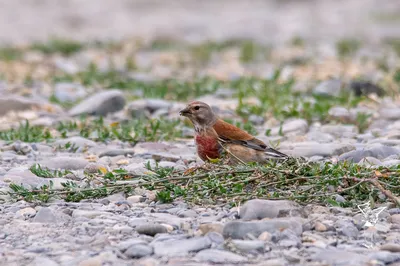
top-left (195, 135), bottom-right (221, 161)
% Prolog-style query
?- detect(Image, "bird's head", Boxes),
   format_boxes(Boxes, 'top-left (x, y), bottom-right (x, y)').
top-left (179, 101), bottom-right (216, 128)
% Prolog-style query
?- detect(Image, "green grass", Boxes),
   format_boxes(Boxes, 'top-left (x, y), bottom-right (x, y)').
top-left (31, 38), bottom-right (84, 56)
top-left (7, 159), bottom-right (400, 206)
top-left (385, 38), bottom-right (400, 57)
top-left (336, 38), bottom-right (362, 58)
top-left (0, 117), bottom-right (185, 143)
top-left (0, 46), bottom-right (21, 61)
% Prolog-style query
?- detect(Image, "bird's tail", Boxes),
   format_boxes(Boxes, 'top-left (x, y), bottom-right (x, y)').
top-left (264, 147), bottom-right (288, 159)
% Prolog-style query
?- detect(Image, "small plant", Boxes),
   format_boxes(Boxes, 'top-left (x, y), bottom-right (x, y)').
top-left (30, 164), bottom-right (71, 178)
top-left (240, 40), bottom-right (257, 63)
top-left (290, 36), bottom-right (305, 47)
top-left (0, 46), bottom-right (21, 61)
top-left (31, 38), bottom-right (84, 55)
top-left (156, 190), bottom-right (173, 203)
top-left (336, 38), bottom-right (361, 58)
top-left (355, 112), bottom-right (372, 133)
top-left (0, 121), bottom-right (52, 142)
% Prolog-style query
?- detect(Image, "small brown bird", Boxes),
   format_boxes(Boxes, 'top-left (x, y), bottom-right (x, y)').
top-left (179, 101), bottom-right (288, 164)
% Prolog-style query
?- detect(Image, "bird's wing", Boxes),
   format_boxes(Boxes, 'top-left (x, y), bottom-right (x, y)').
top-left (213, 119), bottom-right (288, 158)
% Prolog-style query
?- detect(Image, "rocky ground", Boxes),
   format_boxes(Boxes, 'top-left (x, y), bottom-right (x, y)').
top-left (1, 1), bottom-right (400, 266)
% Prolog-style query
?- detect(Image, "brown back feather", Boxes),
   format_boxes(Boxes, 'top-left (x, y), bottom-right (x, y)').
top-left (213, 119), bottom-right (268, 151)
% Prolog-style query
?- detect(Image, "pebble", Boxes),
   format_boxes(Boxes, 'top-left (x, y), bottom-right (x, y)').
top-left (54, 82), bottom-right (87, 103)
top-left (40, 157), bottom-right (89, 170)
top-left (335, 220), bottom-right (359, 238)
top-left (223, 218), bottom-right (303, 239)
top-left (69, 90), bottom-right (126, 116)
top-left (239, 199), bottom-right (302, 220)
top-left (198, 223), bottom-right (224, 235)
top-left (314, 221), bottom-right (327, 232)
top-left (231, 239), bottom-right (265, 252)
top-left (15, 207), bottom-right (36, 219)
top-left (0, 95), bottom-right (40, 116)
top-left (390, 214), bottom-right (400, 225)
top-left (313, 79), bottom-right (342, 97)
top-left (33, 207), bottom-right (58, 223)
top-left (136, 223), bottom-right (168, 236)
top-left (125, 244), bottom-right (154, 258)
top-left (339, 144), bottom-right (400, 163)
top-left (54, 137), bottom-right (97, 150)
top-left (127, 195), bottom-right (145, 204)
top-left (195, 249), bottom-right (247, 263)
top-left (153, 236), bottom-right (212, 256)
top-left (269, 119), bottom-right (308, 136)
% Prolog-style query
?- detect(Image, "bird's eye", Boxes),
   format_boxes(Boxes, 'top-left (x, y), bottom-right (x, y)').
top-left (194, 106), bottom-right (200, 110)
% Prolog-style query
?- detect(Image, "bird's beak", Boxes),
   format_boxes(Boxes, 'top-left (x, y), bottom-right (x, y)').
top-left (179, 107), bottom-right (191, 116)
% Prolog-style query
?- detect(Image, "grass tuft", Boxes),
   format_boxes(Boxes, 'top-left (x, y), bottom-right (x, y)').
top-left (7, 159), bottom-right (400, 207)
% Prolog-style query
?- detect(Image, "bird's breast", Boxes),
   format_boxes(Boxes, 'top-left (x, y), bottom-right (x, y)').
top-left (195, 135), bottom-right (221, 161)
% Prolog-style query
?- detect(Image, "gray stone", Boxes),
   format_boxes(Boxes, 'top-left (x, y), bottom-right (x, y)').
top-left (249, 115), bottom-right (264, 125)
top-left (339, 145), bottom-right (400, 163)
top-left (0, 95), bottom-right (40, 116)
top-left (239, 199), bottom-right (302, 220)
top-left (72, 210), bottom-right (109, 219)
top-left (335, 220), bottom-right (359, 237)
top-left (153, 236), bottom-right (212, 256)
top-left (33, 207), bottom-right (57, 223)
top-left (157, 161), bottom-right (177, 168)
top-left (69, 89), bottom-right (125, 116)
top-left (136, 223), bottom-right (168, 236)
top-left (358, 156), bottom-right (382, 167)
top-left (222, 218), bottom-right (303, 239)
top-left (127, 195), bottom-right (145, 204)
top-left (83, 163), bottom-right (109, 175)
top-left (269, 119), bottom-right (308, 136)
top-left (380, 108), bottom-right (400, 120)
top-left (320, 124), bottom-right (358, 137)
top-left (306, 131), bottom-right (335, 143)
top-left (390, 214), bottom-right (400, 224)
top-left (98, 148), bottom-right (135, 157)
top-left (288, 143), bottom-right (355, 157)
top-left (40, 157), bottom-right (89, 170)
top-left (312, 248), bottom-right (368, 265)
top-left (350, 81), bottom-right (384, 97)
top-left (368, 251), bottom-right (400, 264)
top-left (177, 209), bottom-right (198, 218)
top-left (380, 243), bottom-right (400, 253)
top-left (33, 256), bottom-right (59, 266)
top-left (384, 158), bottom-right (400, 167)
top-left (116, 239), bottom-right (148, 252)
top-left (54, 137), bottom-right (97, 150)
top-left (214, 88), bottom-right (235, 99)
top-left (54, 82), bottom-right (87, 103)
top-left (127, 99), bottom-right (172, 115)
top-left (313, 79), bottom-right (342, 97)
top-left (124, 244), bottom-right (153, 258)
top-left (231, 240), bottom-right (265, 252)
top-left (1, 168), bottom-right (45, 187)
top-left (328, 106), bottom-right (352, 122)
top-left (15, 207), bottom-right (36, 219)
top-left (195, 249), bottom-right (247, 263)
top-left (125, 163), bottom-right (154, 177)
top-left (206, 232), bottom-right (224, 245)
top-left (277, 229), bottom-right (301, 248)
top-left (145, 99), bottom-right (172, 113)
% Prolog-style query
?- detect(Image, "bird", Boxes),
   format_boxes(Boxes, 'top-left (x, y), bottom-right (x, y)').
top-left (179, 101), bottom-right (288, 164)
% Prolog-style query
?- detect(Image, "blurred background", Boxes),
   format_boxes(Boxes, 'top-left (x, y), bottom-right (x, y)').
top-left (0, 0), bottom-right (399, 45)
